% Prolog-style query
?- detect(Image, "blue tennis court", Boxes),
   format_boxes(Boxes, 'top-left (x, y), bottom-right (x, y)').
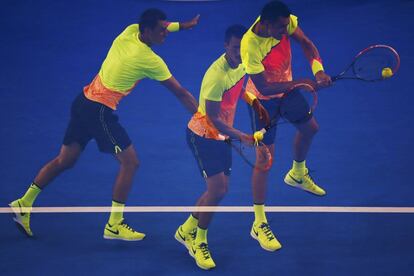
top-left (1, 0), bottom-right (413, 275)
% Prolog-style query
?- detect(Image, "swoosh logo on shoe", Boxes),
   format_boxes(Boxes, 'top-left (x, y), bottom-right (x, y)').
top-left (177, 228), bottom-right (186, 241)
top-left (253, 228), bottom-right (259, 237)
top-left (105, 228), bottom-right (119, 235)
top-left (17, 201), bottom-right (26, 216)
top-left (289, 174), bottom-right (303, 184)
top-left (191, 247), bottom-right (197, 255)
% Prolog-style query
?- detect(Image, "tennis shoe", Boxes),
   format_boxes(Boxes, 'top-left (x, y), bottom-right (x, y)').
top-left (250, 221), bottom-right (281, 251)
top-left (284, 169), bottom-right (326, 196)
top-left (174, 225), bottom-right (196, 250)
top-left (189, 241), bottom-right (216, 270)
top-left (103, 219), bottom-right (145, 241)
top-left (9, 199), bottom-right (33, 237)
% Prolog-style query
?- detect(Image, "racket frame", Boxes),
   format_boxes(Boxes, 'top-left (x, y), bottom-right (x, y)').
top-left (218, 135), bottom-right (273, 171)
top-left (257, 82), bottom-right (317, 133)
top-left (332, 44), bottom-right (400, 82)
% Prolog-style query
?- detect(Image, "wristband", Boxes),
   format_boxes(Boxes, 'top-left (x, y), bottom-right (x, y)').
top-left (311, 58), bottom-right (324, 76)
top-left (244, 91), bottom-right (257, 106)
top-left (166, 22), bottom-right (180, 32)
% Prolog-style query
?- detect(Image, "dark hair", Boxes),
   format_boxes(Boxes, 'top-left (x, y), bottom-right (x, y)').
top-left (260, 1), bottom-right (291, 23)
top-left (225, 24), bottom-right (247, 43)
top-left (139, 8), bottom-right (167, 33)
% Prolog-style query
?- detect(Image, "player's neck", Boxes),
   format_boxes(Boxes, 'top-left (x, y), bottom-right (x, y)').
top-left (138, 33), bottom-right (152, 47)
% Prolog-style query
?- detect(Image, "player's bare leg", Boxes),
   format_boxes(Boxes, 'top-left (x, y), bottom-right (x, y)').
top-left (34, 143), bottom-right (83, 188)
top-left (250, 144), bottom-right (281, 251)
top-left (293, 117), bottom-right (319, 161)
top-left (188, 173), bottom-right (228, 270)
top-left (9, 143), bottom-right (82, 236)
top-left (104, 144), bottom-right (145, 241)
top-left (112, 144), bottom-right (140, 202)
top-left (285, 117), bottom-right (325, 195)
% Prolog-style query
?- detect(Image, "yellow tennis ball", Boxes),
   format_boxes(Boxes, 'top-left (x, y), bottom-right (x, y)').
top-left (382, 67), bottom-right (393, 78)
top-left (254, 131), bottom-right (264, 141)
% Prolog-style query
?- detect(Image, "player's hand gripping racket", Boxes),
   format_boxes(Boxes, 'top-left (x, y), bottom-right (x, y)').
top-left (332, 44), bottom-right (400, 82)
top-left (225, 81), bottom-right (317, 171)
top-left (228, 82), bottom-right (317, 171)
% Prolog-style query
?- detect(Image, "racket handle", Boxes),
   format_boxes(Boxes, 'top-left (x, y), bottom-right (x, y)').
top-left (331, 75), bottom-right (339, 82)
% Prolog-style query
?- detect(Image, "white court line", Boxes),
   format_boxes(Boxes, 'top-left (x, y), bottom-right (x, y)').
top-left (163, 0), bottom-right (222, 2)
top-left (2, 206), bottom-right (414, 213)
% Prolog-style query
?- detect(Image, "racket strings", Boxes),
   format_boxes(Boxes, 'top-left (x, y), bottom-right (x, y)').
top-left (353, 48), bottom-right (398, 80)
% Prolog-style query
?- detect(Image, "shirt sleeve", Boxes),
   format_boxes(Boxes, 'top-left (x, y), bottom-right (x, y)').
top-left (143, 55), bottom-right (172, 81)
top-left (287, 14), bottom-right (298, 36)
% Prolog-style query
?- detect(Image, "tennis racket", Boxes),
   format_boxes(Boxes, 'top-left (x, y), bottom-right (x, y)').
top-left (332, 44), bottom-right (400, 82)
top-left (236, 82), bottom-right (314, 169)
top-left (255, 82), bottom-right (317, 134)
top-left (218, 134), bottom-right (273, 171)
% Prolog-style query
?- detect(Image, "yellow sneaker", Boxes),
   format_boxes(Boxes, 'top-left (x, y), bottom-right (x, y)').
top-left (284, 169), bottom-right (326, 196)
top-left (189, 242), bottom-right (216, 270)
top-left (103, 219), bottom-right (145, 241)
top-left (174, 225), bottom-right (196, 250)
top-left (250, 222), bottom-right (281, 251)
top-left (9, 199), bottom-right (33, 237)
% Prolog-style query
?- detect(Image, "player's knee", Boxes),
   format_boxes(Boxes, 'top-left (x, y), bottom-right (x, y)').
top-left (255, 156), bottom-right (273, 172)
top-left (259, 162), bottom-right (273, 172)
top-left (121, 157), bottom-right (140, 171)
top-left (212, 184), bottom-right (228, 200)
top-left (303, 121), bottom-right (319, 137)
top-left (310, 123), bottom-right (319, 136)
top-left (131, 158), bottom-right (140, 170)
top-left (54, 156), bottom-right (77, 170)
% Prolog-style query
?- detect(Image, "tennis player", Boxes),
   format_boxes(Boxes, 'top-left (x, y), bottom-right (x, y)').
top-left (174, 25), bottom-right (269, 270)
top-left (240, 0), bottom-right (332, 250)
top-left (9, 9), bottom-right (199, 241)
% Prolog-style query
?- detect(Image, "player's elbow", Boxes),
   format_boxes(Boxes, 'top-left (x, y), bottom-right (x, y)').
top-left (301, 37), bottom-right (316, 52)
top-left (208, 117), bottom-right (224, 133)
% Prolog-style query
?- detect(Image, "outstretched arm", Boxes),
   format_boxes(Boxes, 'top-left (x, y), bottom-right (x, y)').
top-left (291, 26), bottom-right (331, 87)
top-left (179, 14), bottom-right (200, 30)
top-left (166, 14), bottom-right (200, 32)
top-left (161, 76), bottom-right (198, 114)
top-left (250, 72), bottom-right (318, 96)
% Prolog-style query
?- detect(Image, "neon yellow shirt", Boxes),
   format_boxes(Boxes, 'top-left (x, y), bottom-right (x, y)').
top-left (99, 24), bottom-right (172, 92)
top-left (241, 15), bottom-right (298, 99)
top-left (188, 54), bottom-right (246, 139)
top-left (84, 24), bottom-right (173, 109)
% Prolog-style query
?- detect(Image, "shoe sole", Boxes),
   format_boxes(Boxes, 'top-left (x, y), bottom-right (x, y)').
top-left (250, 230), bottom-right (281, 252)
top-left (9, 203), bottom-right (33, 237)
top-left (284, 179), bottom-right (326, 196)
top-left (103, 234), bottom-right (145, 241)
top-left (188, 249), bottom-right (215, 270)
